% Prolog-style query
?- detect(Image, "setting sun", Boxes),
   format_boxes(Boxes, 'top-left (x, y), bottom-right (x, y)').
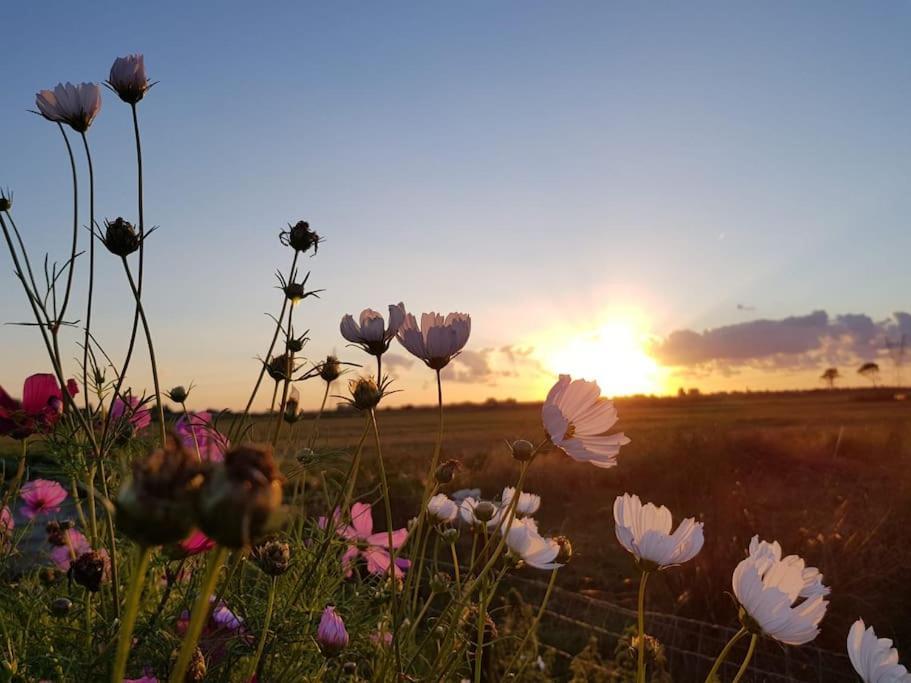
top-left (546, 316), bottom-right (666, 397)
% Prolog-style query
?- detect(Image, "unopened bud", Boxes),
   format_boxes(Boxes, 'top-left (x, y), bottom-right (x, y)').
top-left (281, 220), bottom-right (321, 254)
top-left (0, 194), bottom-right (11, 212)
top-left (441, 527), bottom-right (460, 545)
top-left (554, 535), bottom-right (573, 564)
top-left (473, 501), bottom-right (497, 523)
top-left (510, 439), bottom-right (535, 462)
top-left (253, 539), bottom-right (291, 576)
top-left (429, 571), bottom-right (451, 594)
top-left (349, 377), bottom-right (381, 411)
top-left (72, 551), bottom-right (108, 592)
top-left (283, 281), bottom-right (306, 303)
top-left (167, 385), bottom-right (189, 403)
top-left (342, 661), bottom-right (358, 675)
top-left (434, 459), bottom-right (460, 484)
top-left (286, 338), bottom-right (305, 353)
top-left (50, 597), bottom-right (72, 618)
top-left (320, 355), bottom-right (342, 382)
top-left (102, 217), bottom-right (140, 257)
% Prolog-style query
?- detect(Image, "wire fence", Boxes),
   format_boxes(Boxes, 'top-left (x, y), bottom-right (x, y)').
top-left (501, 573), bottom-right (855, 682)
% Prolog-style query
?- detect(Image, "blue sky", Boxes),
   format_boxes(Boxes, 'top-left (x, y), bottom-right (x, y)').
top-left (2, 2), bottom-right (910, 407)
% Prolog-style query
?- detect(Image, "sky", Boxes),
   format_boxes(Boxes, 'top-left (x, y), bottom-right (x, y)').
top-left (1, 2), bottom-right (911, 410)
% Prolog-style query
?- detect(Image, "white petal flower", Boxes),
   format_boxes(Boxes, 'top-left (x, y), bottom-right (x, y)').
top-left (107, 54), bottom-right (151, 104)
top-left (427, 493), bottom-right (458, 524)
top-left (458, 497), bottom-right (501, 529)
top-left (542, 375), bottom-right (630, 468)
top-left (505, 517), bottom-right (562, 570)
top-left (340, 303), bottom-right (406, 356)
top-left (502, 486), bottom-right (540, 517)
top-left (847, 619), bottom-right (911, 683)
top-left (732, 536), bottom-right (829, 646)
top-left (396, 311), bottom-right (471, 370)
top-left (35, 82), bottom-right (102, 132)
top-left (613, 493), bottom-right (703, 569)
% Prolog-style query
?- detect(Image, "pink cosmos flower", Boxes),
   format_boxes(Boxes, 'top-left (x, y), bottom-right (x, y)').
top-left (0, 374), bottom-right (78, 440)
top-left (178, 529), bottom-right (215, 556)
top-left (177, 598), bottom-right (250, 663)
top-left (321, 502), bottom-right (410, 578)
top-left (50, 528), bottom-right (91, 570)
top-left (20, 479), bottom-right (67, 519)
top-left (317, 605), bottom-right (349, 656)
top-left (174, 412), bottom-right (228, 462)
top-left (110, 395), bottom-right (152, 432)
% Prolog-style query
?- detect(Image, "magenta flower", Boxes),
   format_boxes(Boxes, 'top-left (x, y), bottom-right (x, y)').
top-left (177, 598), bottom-right (250, 664)
top-left (0, 507), bottom-right (13, 537)
top-left (178, 529), bottom-right (215, 556)
top-left (174, 412), bottom-right (228, 462)
top-left (110, 395), bottom-right (151, 432)
top-left (325, 502), bottom-right (410, 578)
top-left (50, 528), bottom-right (91, 570)
top-left (20, 479), bottom-right (67, 520)
top-left (0, 373), bottom-right (78, 440)
top-left (316, 605), bottom-right (349, 656)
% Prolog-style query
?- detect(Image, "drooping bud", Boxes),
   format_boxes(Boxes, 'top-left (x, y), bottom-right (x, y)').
top-left (253, 539), bottom-right (291, 576)
top-left (166, 385), bottom-right (190, 404)
top-left (116, 440), bottom-right (205, 546)
top-left (196, 444), bottom-right (286, 548)
top-left (554, 535), bottom-right (573, 564)
top-left (316, 605), bottom-right (349, 657)
top-left (348, 377), bottom-right (382, 411)
top-left (102, 217), bottom-right (140, 257)
top-left (50, 597), bottom-right (72, 618)
top-left (510, 439), bottom-right (535, 462)
top-left (281, 220), bottom-right (321, 254)
top-left (71, 550), bottom-right (108, 592)
top-left (473, 501), bottom-right (497, 523)
top-left (434, 459), bottom-right (461, 485)
top-left (319, 355), bottom-right (342, 383)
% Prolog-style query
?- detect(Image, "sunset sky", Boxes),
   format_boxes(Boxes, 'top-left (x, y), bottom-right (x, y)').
top-left (2, 2), bottom-right (911, 409)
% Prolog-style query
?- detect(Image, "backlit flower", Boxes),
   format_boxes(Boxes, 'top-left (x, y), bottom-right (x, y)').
top-left (324, 502), bottom-right (410, 578)
top-left (505, 517), bottom-right (562, 570)
top-left (20, 479), bottom-right (67, 519)
top-left (340, 304), bottom-right (406, 356)
top-left (502, 487), bottom-right (540, 517)
top-left (317, 605), bottom-right (349, 657)
top-left (107, 54), bottom-right (151, 104)
top-left (35, 82), bottom-right (102, 132)
top-left (0, 373), bottom-right (78, 440)
top-left (458, 497), bottom-right (502, 530)
top-left (175, 411), bottom-right (228, 462)
top-left (542, 374), bottom-right (630, 468)
top-left (613, 493), bottom-right (703, 570)
top-left (847, 619), bottom-right (911, 683)
top-left (427, 494), bottom-right (458, 524)
top-left (732, 535), bottom-right (829, 645)
top-left (396, 311), bottom-right (471, 370)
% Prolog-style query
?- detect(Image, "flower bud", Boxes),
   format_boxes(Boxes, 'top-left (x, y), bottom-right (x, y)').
top-left (554, 535), bottom-right (573, 564)
top-left (319, 355), bottom-right (342, 382)
top-left (281, 220), bottom-right (321, 254)
top-left (102, 217), bottom-right (140, 257)
top-left (197, 444), bottom-right (286, 548)
top-left (108, 54), bottom-right (150, 104)
top-left (510, 439), bottom-right (535, 462)
top-left (348, 377), bottom-right (381, 411)
top-left (317, 605), bottom-right (349, 657)
top-left (267, 354), bottom-right (295, 382)
top-left (167, 385), bottom-right (189, 403)
top-left (116, 441), bottom-right (205, 546)
top-left (283, 281), bottom-right (306, 303)
top-left (433, 626), bottom-right (447, 640)
top-left (473, 501), bottom-right (497, 523)
top-left (50, 597), bottom-right (72, 618)
top-left (253, 539), bottom-right (291, 576)
top-left (441, 527), bottom-right (460, 545)
top-left (434, 459), bottom-right (461, 484)
top-left (286, 338), bottom-right (305, 353)
top-left (72, 550), bottom-right (108, 592)
top-left (429, 571), bottom-right (451, 594)
top-left (0, 194), bottom-right (10, 212)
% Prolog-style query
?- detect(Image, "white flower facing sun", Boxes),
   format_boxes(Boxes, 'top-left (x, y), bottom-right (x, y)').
top-left (847, 619), bottom-right (911, 683)
top-left (340, 303), bottom-right (406, 357)
top-left (613, 493), bottom-right (703, 570)
top-left (35, 82), bottom-right (102, 132)
top-left (396, 311), bottom-right (471, 370)
top-left (542, 375), bottom-right (630, 468)
top-left (732, 535), bottom-right (830, 646)
top-left (426, 493), bottom-right (458, 524)
top-left (505, 517), bottom-right (562, 571)
top-left (502, 486), bottom-right (540, 517)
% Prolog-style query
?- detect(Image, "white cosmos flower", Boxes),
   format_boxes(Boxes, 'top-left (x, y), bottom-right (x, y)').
top-left (732, 536), bottom-right (829, 646)
top-left (426, 493), bottom-right (458, 524)
top-left (505, 517), bottom-right (562, 570)
top-left (458, 497), bottom-right (501, 530)
top-left (613, 493), bottom-right (703, 569)
top-left (35, 82), bottom-right (102, 132)
top-left (396, 311), bottom-right (471, 370)
top-left (107, 54), bottom-right (151, 104)
top-left (542, 375), bottom-right (630, 468)
top-left (502, 486), bottom-right (540, 517)
top-left (340, 304), bottom-right (405, 357)
top-left (847, 619), bottom-right (911, 683)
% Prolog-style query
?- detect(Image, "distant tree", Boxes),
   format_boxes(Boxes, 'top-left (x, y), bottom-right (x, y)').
top-left (687, 387), bottom-right (701, 397)
top-left (858, 362), bottom-right (880, 386)
top-left (886, 334), bottom-right (907, 387)
top-left (820, 367), bottom-right (840, 389)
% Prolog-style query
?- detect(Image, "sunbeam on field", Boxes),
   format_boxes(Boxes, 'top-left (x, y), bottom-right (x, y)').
top-left (544, 313), bottom-right (666, 397)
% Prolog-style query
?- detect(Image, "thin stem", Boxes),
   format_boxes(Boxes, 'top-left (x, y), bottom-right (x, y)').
top-left (703, 626), bottom-right (748, 683)
top-left (307, 382), bottom-right (331, 448)
top-left (97, 460), bottom-right (120, 618)
top-left (270, 304), bottom-right (295, 447)
top-left (637, 570), bottom-right (650, 683)
top-left (0, 440), bottom-right (28, 514)
top-left (169, 546), bottom-right (228, 683)
top-left (181, 403), bottom-right (202, 461)
top-left (120, 257), bottom-right (167, 445)
top-left (55, 124), bottom-right (79, 323)
top-left (110, 545), bottom-right (152, 683)
top-left (247, 576), bottom-right (278, 680)
top-left (504, 567), bottom-right (559, 680)
top-left (732, 634), bottom-right (758, 683)
top-left (79, 132), bottom-right (95, 414)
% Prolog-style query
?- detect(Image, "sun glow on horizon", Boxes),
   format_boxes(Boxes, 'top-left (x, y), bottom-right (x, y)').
top-left (544, 314), bottom-right (667, 398)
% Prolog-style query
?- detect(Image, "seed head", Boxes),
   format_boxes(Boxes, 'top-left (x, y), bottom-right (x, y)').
top-left (166, 385), bottom-right (190, 404)
top-left (319, 355), bottom-right (342, 382)
top-left (348, 377), bottom-right (382, 411)
top-left (102, 217), bottom-right (140, 257)
top-left (253, 539), bottom-right (291, 576)
top-left (280, 220), bottom-right (321, 254)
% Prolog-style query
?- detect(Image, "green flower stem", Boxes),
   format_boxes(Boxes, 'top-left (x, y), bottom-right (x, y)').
top-left (247, 575), bottom-right (278, 681)
top-left (97, 460), bottom-right (120, 618)
top-left (703, 626), bottom-right (748, 683)
top-left (637, 570), bottom-right (650, 683)
top-left (86, 464), bottom-right (99, 548)
top-left (110, 545), bottom-right (152, 683)
top-left (732, 634), bottom-right (758, 683)
top-left (79, 132), bottom-right (96, 418)
top-left (271, 305), bottom-right (295, 447)
top-left (54, 123), bottom-right (79, 326)
top-left (169, 545), bottom-right (228, 683)
top-left (0, 440), bottom-right (28, 515)
top-left (504, 567), bottom-right (559, 680)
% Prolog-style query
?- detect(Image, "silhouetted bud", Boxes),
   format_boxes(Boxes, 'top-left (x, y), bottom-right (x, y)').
top-left (319, 355), bottom-right (342, 382)
top-left (267, 354), bottom-right (295, 382)
top-left (280, 220), bottom-right (321, 254)
top-left (166, 385), bottom-right (189, 403)
top-left (434, 459), bottom-right (460, 484)
top-left (72, 550), bottom-right (107, 592)
top-left (554, 535), bottom-right (573, 564)
top-left (348, 377), bottom-right (381, 411)
top-left (50, 597), bottom-right (72, 618)
top-left (116, 440), bottom-right (204, 546)
top-left (286, 338), bottom-right (305, 353)
top-left (253, 539), bottom-right (291, 576)
top-left (510, 439), bottom-right (535, 462)
top-left (197, 444), bottom-right (285, 548)
top-left (0, 193), bottom-right (10, 212)
top-left (102, 217), bottom-right (140, 257)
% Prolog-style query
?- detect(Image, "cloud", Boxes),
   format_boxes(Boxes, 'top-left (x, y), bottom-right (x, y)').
top-left (441, 345), bottom-right (546, 384)
top-left (651, 310), bottom-right (911, 371)
top-left (382, 353), bottom-right (415, 372)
